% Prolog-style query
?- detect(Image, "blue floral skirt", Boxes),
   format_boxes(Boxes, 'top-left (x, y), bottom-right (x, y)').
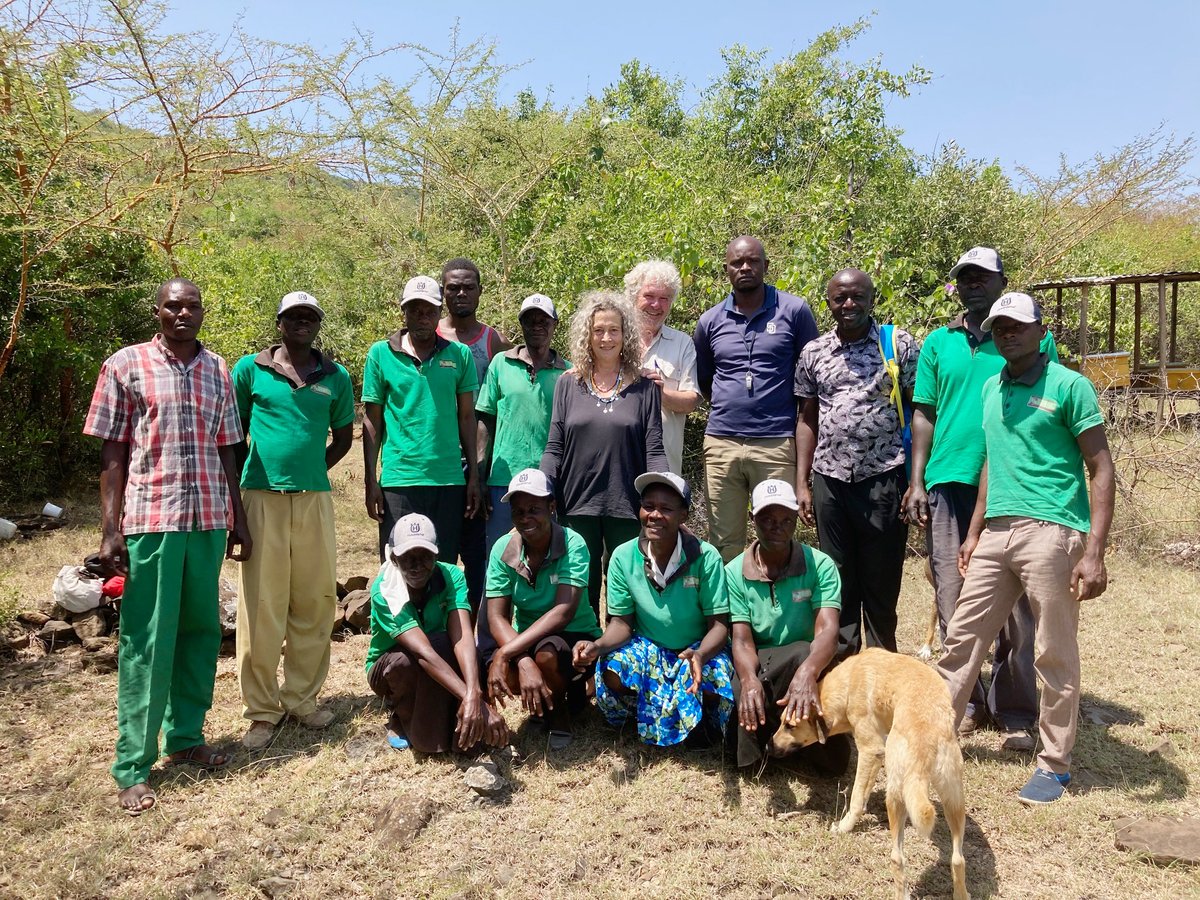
top-left (594, 635), bottom-right (734, 746)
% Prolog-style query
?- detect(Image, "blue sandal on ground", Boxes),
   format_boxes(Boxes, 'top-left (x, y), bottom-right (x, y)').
top-left (387, 731), bottom-right (410, 751)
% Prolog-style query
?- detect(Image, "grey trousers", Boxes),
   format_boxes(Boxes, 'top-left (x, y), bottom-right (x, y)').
top-left (927, 482), bottom-right (1037, 729)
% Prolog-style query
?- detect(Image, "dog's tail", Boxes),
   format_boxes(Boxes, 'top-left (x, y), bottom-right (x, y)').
top-left (901, 767), bottom-right (937, 840)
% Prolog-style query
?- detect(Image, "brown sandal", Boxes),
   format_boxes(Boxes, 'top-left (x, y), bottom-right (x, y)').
top-left (164, 744), bottom-right (230, 769)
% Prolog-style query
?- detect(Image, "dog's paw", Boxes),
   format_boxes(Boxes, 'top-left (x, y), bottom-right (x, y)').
top-left (832, 816), bottom-right (857, 834)
top-left (916, 644), bottom-right (933, 661)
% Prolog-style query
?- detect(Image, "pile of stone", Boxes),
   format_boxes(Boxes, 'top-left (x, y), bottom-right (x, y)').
top-left (4, 602), bottom-right (118, 672)
top-left (213, 574), bottom-right (375, 655)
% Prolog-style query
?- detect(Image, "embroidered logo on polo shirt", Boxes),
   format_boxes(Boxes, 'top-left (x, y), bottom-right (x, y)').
top-left (683, 576), bottom-right (700, 588)
top-left (439, 359), bottom-right (456, 368)
top-left (792, 588), bottom-right (813, 603)
top-left (310, 384), bottom-right (332, 396)
top-left (766, 321), bottom-right (777, 334)
top-left (549, 574), bottom-right (559, 584)
top-left (1027, 395), bottom-right (1058, 413)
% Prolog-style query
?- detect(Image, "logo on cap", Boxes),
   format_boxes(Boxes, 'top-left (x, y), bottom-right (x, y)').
top-left (967, 249), bottom-right (979, 258)
top-left (518, 472), bottom-right (529, 483)
top-left (766, 484), bottom-right (778, 494)
top-left (1000, 296), bottom-right (1012, 306)
top-left (409, 522), bottom-right (421, 534)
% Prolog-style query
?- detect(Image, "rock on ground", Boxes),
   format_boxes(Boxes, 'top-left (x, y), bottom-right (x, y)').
top-left (463, 761), bottom-right (507, 796)
top-left (1115, 816), bottom-right (1200, 866)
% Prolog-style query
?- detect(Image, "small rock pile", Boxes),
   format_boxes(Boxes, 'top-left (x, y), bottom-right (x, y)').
top-left (1162, 541), bottom-right (1200, 569)
top-left (4, 603), bottom-right (118, 671)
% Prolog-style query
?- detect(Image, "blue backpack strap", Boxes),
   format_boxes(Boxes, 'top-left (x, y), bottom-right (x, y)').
top-left (879, 323), bottom-right (895, 361)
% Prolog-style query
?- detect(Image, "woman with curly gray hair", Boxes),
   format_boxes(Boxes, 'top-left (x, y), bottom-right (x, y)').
top-left (541, 291), bottom-right (669, 616)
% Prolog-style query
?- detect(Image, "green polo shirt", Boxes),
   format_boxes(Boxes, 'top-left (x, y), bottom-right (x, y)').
top-left (232, 347), bottom-right (355, 492)
top-left (726, 541), bottom-right (841, 649)
top-left (365, 561), bottom-right (470, 673)
top-left (361, 332), bottom-right (478, 487)
top-left (913, 317), bottom-right (1059, 489)
top-left (981, 354), bottom-right (1104, 533)
top-left (605, 533), bottom-right (728, 651)
top-left (476, 347), bottom-right (570, 487)
top-left (485, 523), bottom-right (600, 637)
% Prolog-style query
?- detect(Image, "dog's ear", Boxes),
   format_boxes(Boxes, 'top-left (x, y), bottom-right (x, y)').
top-left (814, 716), bottom-right (829, 745)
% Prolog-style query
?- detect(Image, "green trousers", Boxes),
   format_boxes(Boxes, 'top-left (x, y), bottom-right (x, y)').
top-left (112, 530), bottom-right (226, 788)
top-left (562, 514), bottom-right (641, 623)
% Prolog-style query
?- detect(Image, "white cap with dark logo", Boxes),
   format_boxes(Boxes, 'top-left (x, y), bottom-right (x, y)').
top-left (401, 276), bottom-right (442, 307)
top-left (949, 247), bottom-right (1004, 279)
top-left (751, 478), bottom-right (801, 515)
top-left (387, 513), bottom-right (439, 557)
top-left (519, 293), bottom-right (558, 321)
top-left (634, 471), bottom-right (692, 507)
top-left (501, 468), bottom-right (554, 503)
top-left (982, 292), bottom-right (1043, 332)
top-left (277, 290), bottom-right (325, 320)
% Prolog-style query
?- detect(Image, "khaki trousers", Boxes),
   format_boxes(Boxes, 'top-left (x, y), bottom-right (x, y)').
top-left (938, 517), bottom-right (1085, 774)
top-left (703, 435), bottom-right (796, 563)
top-left (237, 490), bottom-right (338, 723)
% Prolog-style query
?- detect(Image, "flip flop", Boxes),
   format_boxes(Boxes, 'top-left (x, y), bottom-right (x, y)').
top-left (548, 730), bottom-right (573, 751)
top-left (387, 732), bottom-right (411, 751)
top-left (117, 783), bottom-right (157, 816)
top-left (164, 744), bottom-right (230, 769)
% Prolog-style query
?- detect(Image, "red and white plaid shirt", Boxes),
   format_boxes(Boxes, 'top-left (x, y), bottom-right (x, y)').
top-left (84, 335), bottom-right (243, 534)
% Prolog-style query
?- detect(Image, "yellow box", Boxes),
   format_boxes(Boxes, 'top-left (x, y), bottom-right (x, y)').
top-left (1079, 352), bottom-right (1131, 389)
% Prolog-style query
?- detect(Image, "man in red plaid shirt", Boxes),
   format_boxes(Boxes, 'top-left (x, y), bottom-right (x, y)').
top-left (85, 277), bottom-right (252, 816)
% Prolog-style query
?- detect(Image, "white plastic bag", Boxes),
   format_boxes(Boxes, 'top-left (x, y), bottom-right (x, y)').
top-left (52, 565), bottom-right (103, 613)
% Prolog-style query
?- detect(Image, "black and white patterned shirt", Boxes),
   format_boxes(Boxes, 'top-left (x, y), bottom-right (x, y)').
top-left (794, 321), bottom-right (920, 482)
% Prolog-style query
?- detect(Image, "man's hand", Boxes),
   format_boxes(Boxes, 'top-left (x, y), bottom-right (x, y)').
top-left (456, 689), bottom-right (486, 750)
top-left (678, 647), bottom-right (704, 695)
top-left (99, 531), bottom-right (129, 577)
top-left (779, 667), bottom-right (821, 726)
top-left (796, 484), bottom-right (815, 527)
top-left (957, 531), bottom-right (981, 578)
top-left (902, 483), bottom-right (929, 527)
top-left (365, 483), bottom-right (385, 523)
top-left (487, 652), bottom-right (516, 705)
top-left (226, 519), bottom-right (253, 562)
top-left (517, 656), bottom-right (554, 717)
top-left (465, 471), bottom-right (482, 519)
top-left (483, 703), bottom-right (510, 748)
top-left (572, 640), bottom-right (599, 671)
top-left (738, 680), bottom-right (766, 732)
top-left (641, 367), bottom-right (665, 389)
top-left (1071, 552), bottom-right (1108, 601)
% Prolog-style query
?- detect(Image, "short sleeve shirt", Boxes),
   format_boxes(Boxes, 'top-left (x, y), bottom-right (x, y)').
top-left (232, 347), bottom-right (355, 491)
top-left (365, 561), bottom-right (470, 673)
top-left (83, 335), bottom-right (243, 534)
top-left (605, 534), bottom-right (728, 651)
top-left (913, 317), bottom-right (1059, 489)
top-left (642, 325), bottom-right (698, 474)
top-left (726, 541), bottom-right (841, 648)
top-left (476, 347), bottom-right (569, 487)
top-left (794, 321), bottom-right (920, 482)
top-left (361, 332), bottom-right (478, 487)
top-left (694, 286), bottom-right (819, 439)
top-left (485, 523), bottom-right (600, 637)
top-left (982, 355), bottom-right (1105, 533)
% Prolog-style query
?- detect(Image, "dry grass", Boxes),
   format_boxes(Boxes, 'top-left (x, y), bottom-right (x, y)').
top-left (1, 454), bottom-right (1199, 900)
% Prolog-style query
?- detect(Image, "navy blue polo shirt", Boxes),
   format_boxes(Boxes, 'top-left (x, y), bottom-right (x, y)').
top-left (693, 285), bottom-right (819, 439)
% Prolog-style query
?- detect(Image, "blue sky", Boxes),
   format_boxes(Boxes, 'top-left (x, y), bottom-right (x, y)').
top-left (162, 0), bottom-right (1199, 182)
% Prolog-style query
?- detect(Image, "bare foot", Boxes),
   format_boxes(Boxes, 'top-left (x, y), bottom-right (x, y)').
top-left (117, 783), bottom-right (156, 816)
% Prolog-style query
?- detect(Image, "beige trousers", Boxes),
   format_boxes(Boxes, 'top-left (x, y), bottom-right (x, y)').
top-left (702, 434), bottom-right (797, 562)
top-left (237, 490), bottom-right (338, 723)
top-left (938, 517), bottom-right (1085, 774)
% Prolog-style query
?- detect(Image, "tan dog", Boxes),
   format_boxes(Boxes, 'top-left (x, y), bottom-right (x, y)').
top-left (770, 648), bottom-right (968, 900)
top-left (916, 559), bottom-right (940, 660)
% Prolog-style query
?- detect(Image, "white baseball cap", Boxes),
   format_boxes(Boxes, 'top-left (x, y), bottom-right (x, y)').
top-left (751, 479), bottom-right (800, 515)
top-left (982, 292), bottom-right (1043, 332)
top-left (387, 513), bottom-right (439, 557)
top-left (501, 468), bottom-right (554, 503)
top-left (277, 290), bottom-right (324, 320)
top-left (634, 471), bottom-right (692, 507)
top-left (401, 276), bottom-right (442, 307)
top-left (949, 247), bottom-right (1004, 279)
top-left (519, 293), bottom-right (558, 321)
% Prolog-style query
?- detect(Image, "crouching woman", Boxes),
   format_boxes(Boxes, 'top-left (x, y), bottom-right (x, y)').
top-left (484, 469), bottom-right (601, 749)
top-left (729, 480), bottom-right (849, 773)
top-left (366, 514), bottom-right (508, 753)
top-left (572, 472), bottom-right (733, 746)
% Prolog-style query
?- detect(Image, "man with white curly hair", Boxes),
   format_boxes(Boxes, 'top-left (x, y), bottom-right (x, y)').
top-left (626, 260), bottom-right (700, 475)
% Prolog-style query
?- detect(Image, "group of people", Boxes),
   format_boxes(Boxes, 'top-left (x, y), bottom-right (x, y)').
top-left (85, 237), bottom-right (1113, 816)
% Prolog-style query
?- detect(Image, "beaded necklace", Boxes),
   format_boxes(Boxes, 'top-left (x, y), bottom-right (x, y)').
top-left (587, 369), bottom-right (623, 414)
